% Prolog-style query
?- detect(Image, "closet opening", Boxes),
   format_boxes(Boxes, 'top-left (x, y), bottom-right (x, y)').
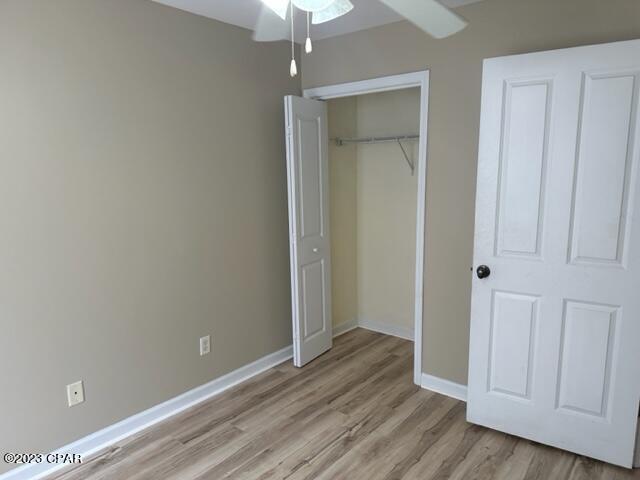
top-left (301, 71), bottom-right (429, 385)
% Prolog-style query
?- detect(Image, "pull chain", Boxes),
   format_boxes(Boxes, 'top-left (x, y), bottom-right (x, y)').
top-left (305, 11), bottom-right (313, 54)
top-left (290, 3), bottom-right (298, 77)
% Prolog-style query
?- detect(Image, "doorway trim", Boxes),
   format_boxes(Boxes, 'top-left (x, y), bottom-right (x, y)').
top-left (303, 70), bottom-right (430, 386)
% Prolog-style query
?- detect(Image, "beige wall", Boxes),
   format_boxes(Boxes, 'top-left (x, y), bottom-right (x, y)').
top-left (303, 0), bottom-right (640, 385)
top-left (328, 97), bottom-right (359, 327)
top-left (0, 0), bottom-right (298, 473)
top-left (328, 89), bottom-right (420, 333)
top-left (356, 90), bottom-right (419, 332)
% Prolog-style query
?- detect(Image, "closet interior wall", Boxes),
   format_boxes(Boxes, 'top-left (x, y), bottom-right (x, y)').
top-left (328, 88), bottom-right (420, 337)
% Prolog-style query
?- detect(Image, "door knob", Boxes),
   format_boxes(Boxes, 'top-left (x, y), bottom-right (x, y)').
top-left (312, 247), bottom-right (320, 253)
top-left (476, 265), bottom-right (491, 279)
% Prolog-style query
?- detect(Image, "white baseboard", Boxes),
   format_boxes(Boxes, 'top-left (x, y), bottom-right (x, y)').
top-left (333, 319), bottom-right (358, 338)
top-left (2, 321), bottom-right (422, 480)
top-left (1, 345), bottom-right (293, 480)
top-left (421, 373), bottom-right (468, 402)
top-left (358, 319), bottom-right (414, 341)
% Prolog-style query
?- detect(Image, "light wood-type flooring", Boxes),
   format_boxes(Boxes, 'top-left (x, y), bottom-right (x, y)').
top-left (48, 328), bottom-right (640, 480)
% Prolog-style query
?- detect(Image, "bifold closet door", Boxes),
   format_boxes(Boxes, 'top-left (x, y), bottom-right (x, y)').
top-left (468, 39), bottom-right (640, 467)
top-left (284, 95), bottom-right (333, 367)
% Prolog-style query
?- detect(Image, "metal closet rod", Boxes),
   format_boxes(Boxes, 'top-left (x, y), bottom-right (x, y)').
top-left (331, 134), bottom-right (419, 175)
top-left (331, 134), bottom-right (419, 146)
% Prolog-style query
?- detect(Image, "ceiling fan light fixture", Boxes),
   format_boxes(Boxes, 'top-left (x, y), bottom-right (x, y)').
top-left (291, 0), bottom-right (336, 13)
top-left (312, 0), bottom-right (353, 24)
top-left (260, 0), bottom-right (289, 20)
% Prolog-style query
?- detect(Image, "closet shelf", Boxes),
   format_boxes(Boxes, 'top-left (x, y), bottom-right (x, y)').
top-left (331, 134), bottom-right (419, 175)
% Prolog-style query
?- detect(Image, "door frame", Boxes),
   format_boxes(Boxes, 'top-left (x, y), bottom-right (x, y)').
top-left (303, 70), bottom-right (430, 385)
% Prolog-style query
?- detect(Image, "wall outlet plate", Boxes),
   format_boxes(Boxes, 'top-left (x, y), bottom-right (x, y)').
top-left (67, 381), bottom-right (85, 407)
top-left (200, 335), bottom-right (211, 356)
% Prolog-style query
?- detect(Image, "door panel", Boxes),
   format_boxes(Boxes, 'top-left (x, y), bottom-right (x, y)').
top-left (556, 300), bottom-right (618, 419)
top-left (569, 71), bottom-right (639, 266)
top-left (488, 291), bottom-right (538, 400)
top-left (496, 80), bottom-right (551, 258)
top-left (285, 95), bottom-right (332, 367)
top-left (468, 39), bottom-right (640, 468)
top-left (298, 116), bottom-right (323, 239)
top-left (301, 260), bottom-right (327, 338)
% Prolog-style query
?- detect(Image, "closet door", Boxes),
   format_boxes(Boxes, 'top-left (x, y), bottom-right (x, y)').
top-left (285, 95), bottom-right (332, 367)
top-left (468, 39), bottom-right (640, 467)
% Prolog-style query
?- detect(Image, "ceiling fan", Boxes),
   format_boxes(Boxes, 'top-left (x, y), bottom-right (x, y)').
top-left (253, 0), bottom-right (468, 76)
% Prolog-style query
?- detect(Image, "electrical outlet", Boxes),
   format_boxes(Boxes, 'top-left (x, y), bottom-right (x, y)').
top-left (199, 335), bottom-right (211, 356)
top-left (66, 381), bottom-right (85, 407)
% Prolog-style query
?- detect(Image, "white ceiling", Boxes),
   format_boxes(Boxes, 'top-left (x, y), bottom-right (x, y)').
top-left (151, 0), bottom-right (484, 42)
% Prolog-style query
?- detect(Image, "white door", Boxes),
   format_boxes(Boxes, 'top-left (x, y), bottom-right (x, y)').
top-left (285, 95), bottom-right (332, 367)
top-left (468, 39), bottom-right (640, 468)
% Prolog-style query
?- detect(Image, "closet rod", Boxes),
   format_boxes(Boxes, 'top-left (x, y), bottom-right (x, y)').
top-left (331, 134), bottom-right (419, 175)
top-left (331, 134), bottom-right (419, 146)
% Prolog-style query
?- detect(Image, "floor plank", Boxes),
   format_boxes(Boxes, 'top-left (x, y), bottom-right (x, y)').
top-left (46, 329), bottom-right (640, 480)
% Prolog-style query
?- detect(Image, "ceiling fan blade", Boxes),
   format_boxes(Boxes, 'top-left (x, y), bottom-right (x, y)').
top-left (262, 0), bottom-right (289, 20)
top-left (253, 5), bottom-right (290, 42)
top-left (378, 0), bottom-right (468, 39)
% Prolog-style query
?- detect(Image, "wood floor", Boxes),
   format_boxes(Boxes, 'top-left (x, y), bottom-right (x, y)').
top-left (48, 328), bottom-right (639, 480)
